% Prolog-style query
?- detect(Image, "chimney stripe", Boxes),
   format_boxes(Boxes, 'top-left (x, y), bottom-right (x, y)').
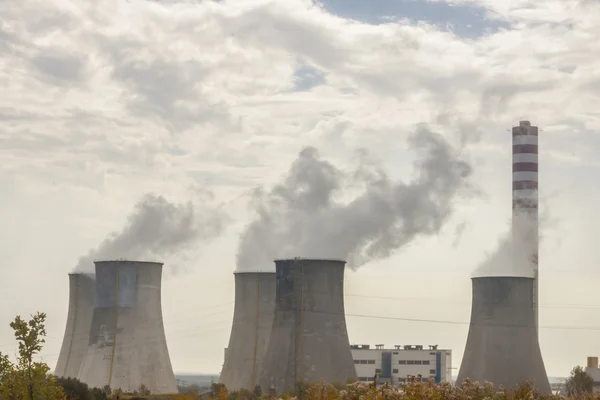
top-left (513, 180), bottom-right (538, 190)
top-left (513, 162), bottom-right (538, 172)
top-left (513, 171), bottom-right (538, 181)
top-left (513, 144), bottom-right (538, 154)
top-left (513, 153), bottom-right (538, 163)
top-left (513, 135), bottom-right (538, 146)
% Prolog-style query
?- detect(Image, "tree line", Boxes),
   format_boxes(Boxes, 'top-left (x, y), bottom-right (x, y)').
top-left (0, 311), bottom-right (597, 399)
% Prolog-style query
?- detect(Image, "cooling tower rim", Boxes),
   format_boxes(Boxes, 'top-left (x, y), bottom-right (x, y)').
top-left (274, 257), bottom-right (347, 264)
top-left (471, 275), bottom-right (534, 281)
top-left (94, 259), bottom-right (164, 266)
top-left (233, 270), bottom-right (275, 275)
top-left (68, 272), bottom-right (95, 277)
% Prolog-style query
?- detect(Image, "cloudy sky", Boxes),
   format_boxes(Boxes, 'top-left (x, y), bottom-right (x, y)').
top-left (1, 0), bottom-right (600, 379)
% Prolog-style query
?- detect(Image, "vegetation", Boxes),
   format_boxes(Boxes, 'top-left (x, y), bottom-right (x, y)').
top-left (55, 377), bottom-right (110, 400)
top-left (0, 312), bottom-right (65, 400)
top-left (566, 366), bottom-right (594, 397)
top-left (3, 311), bottom-right (599, 400)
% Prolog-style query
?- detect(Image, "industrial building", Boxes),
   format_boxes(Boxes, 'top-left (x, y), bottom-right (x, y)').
top-left (456, 276), bottom-right (551, 394)
top-left (220, 271), bottom-right (276, 391)
top-left (259, 258), bottom-right (357, 394)
top-left (55, 273), bottom-right (96, 378)
top-left (350, 344), bottom-right (452, 385)
top-left (512, 120), bottom-right (539, 327)
top-left (584, 357), bottom-right (600, 392)
top-left (78, 260), bottom-right (178, 394)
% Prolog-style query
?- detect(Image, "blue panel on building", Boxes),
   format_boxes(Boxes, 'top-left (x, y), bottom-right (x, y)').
top-left (381, 352), bottom-right (392, 378)
top-left (435, 352), bottom-right (442, 383)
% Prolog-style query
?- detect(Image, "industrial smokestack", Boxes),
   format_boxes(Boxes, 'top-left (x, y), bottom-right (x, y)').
top-left (512, 121), bottom-right (539, 327)
top-left (220, 272), bottom-right (276, 391)
top-left (456, 276), bottom-right (550, 394)
top-left (259, 258), bottom-right (357, 394)
top-left (78, 260), bottom-right (177, 394)
top-left (55, 273), bottom-right (95, 378)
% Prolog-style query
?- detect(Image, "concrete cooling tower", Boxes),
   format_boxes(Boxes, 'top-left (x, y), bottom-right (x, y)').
top-left (78, 260), bottom-right (177, 394)
top-left (220, 272), bottom-right (276, 391)
top-left (259, 258), bottom-right (357, 394)
top-left (55, 273), bottom-right (96, 378)
top-left (456, 277), bottom-right (550, 394)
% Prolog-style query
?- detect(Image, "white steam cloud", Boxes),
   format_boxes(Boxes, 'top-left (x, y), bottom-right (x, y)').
top-left (236, 125), bottom-right (474, 271)
top-left (473, 210), bottom-right (544, 278)
top-left (74, 192), bottom-right (227, 273)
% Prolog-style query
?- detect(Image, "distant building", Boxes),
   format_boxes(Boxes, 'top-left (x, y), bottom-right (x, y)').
top-left (585, 356), bottom-right (600, 392)
top-left (350, 344), bottom-right (452, 385)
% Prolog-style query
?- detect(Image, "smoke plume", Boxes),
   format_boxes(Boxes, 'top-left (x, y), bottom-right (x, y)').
top-left (236, 125), bottom-right (473, 271)
top-left (473, 206), bottom-right (552, 278)
top-left (74, 193), bottom-right (227, 273)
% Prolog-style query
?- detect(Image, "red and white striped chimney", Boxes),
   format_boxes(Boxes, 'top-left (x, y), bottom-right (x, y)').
top-left (512, 120), bottom-right (539, 328)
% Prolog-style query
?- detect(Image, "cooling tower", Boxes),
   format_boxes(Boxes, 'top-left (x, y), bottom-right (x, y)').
top-left (512, 121), bottom-right (539, 327)
top-left (220, 272), bottom-right (276, 391)
top-left (78, 260), bottom-right (177, 394)
top-left (259, 258), bottom-right (357, 394)
top-left (55, 273), bottom-right (96, 378)
top-left (456, 276), bottom-right (550, 394)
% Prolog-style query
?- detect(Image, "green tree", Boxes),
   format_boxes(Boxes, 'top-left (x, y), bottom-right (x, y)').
top-left (565, 365), bottom-right (594, 396)
top-left (0, 312), bottom-right (65, 400)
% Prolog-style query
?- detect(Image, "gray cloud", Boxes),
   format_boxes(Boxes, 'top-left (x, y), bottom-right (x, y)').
top-left (30, 50), bottom-right (87, 85)
top-left (74, 192), bottom-right (228, 273)
top-left (236, 125), bottom-right (474, 271)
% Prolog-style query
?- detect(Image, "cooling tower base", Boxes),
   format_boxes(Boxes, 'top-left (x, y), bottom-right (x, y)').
top-left (78, 261), bottom-right (178, 394)
top-left (220, 272), bottom-right (276, 391)
top-left (259, 259), bottom-right (357, 394)
top-left (456, 276), bottom-right (550, 394)
top-left (55, 273), bottom-right (95, 378)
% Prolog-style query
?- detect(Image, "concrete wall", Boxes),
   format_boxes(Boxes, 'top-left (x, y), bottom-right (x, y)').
top-left (55, 273), bottom-right (96, 378)
top-left (220, 272), bottom-right (276, 391)
top-left (456, 277), bottom-right (550, 394)
top-left (78, 261), bottom-right (177, 394)
top-left (259, 259), bottom-right (357, 394)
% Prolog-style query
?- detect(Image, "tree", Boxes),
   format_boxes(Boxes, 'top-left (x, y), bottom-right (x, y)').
top-left (0, 312), bottom-right (66, 400)
top-left (565, 365), bottom-right (593, 396)
top-left (56, 376), bottom-right (108, 400)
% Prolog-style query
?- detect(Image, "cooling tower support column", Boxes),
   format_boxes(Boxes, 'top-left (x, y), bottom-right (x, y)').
top-left (78, 261), bottom-right (177, 394)
top-left (219, 272), bottom-right (276, 391)
top-left (512, 120), bottom-right (539, 329)
top-left (259, 259), bottom-right (357, 394)
top-left (456, 277), bottom-right (550, 394)
top-left (55, 273), bottom-right (96, 378)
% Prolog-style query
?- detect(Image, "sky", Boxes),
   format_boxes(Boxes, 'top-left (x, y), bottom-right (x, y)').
top-left (1, 0), bottom-right (600, 379)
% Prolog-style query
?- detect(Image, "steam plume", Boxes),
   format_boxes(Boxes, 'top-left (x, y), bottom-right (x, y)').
top-left (74, 193), bottom-right (227, 273)
top-left (236, 125), bottom-right (473, 271)
top-left (473, 208), bottom-right (550, 278)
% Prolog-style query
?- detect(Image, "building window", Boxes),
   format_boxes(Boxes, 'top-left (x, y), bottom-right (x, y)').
top-left (430, 369), bottom-right (436, 374)
top-left (393, 352), bottom-right (398, 355)
top-left (360, 360), bottom-right (368, 364)
top-left (354, 360), bottom-right (360, 364)
top-left (399, 360), bottom-right (406, 364)
top-left (368, 360), bottom-right (375, 364)
top-left (422, 360), bottom-right (430, 365)
top-left (414, 361), bottom-right (422, 365)
top-left (430, 352), bottom-right (436, 355)
top-left (375, 369), bottom-right (381, 373)
top-left (407, 360), bottom-right (415, 365)
top-left (393, 369), bottom-right (399, 373)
